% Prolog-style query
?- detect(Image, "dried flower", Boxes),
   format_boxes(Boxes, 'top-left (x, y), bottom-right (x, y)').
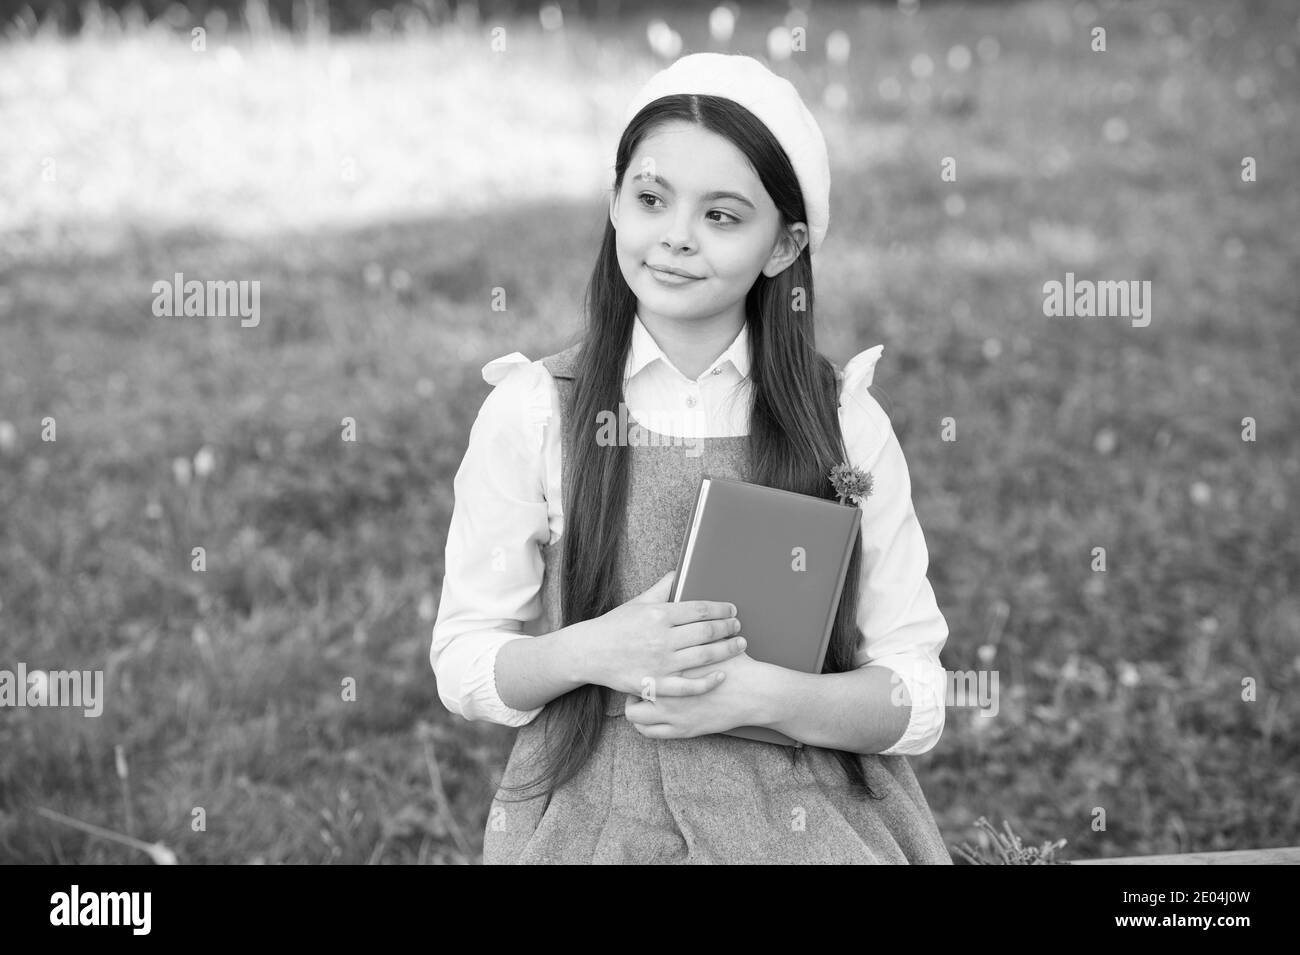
top-left (953, 816), bottom-right (1070, 865)
top-left (829, 462), bottom-right (874, 506)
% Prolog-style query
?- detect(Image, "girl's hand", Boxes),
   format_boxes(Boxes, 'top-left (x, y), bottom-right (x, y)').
top-left (622, 651), bottom-right (769, 739)
top-left (583, 570), bottom-right (747, 699)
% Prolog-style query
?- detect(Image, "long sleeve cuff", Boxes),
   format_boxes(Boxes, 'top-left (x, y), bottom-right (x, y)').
top-left (478, 640), bottom-right (546, 726)
top-left (432, 629), bottom-right (545, 727)
top-left (864, 653), bottom-right (946, 756)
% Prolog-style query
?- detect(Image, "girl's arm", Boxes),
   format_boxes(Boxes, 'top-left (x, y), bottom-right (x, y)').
top-left (750, 663), bottom-right (913, 755)
top-left (431, 355), bottom-right (573, 725)
top-left (752, 359), bottom-right (949, 755)
top-left (492, 622), bottom-right (597, 712)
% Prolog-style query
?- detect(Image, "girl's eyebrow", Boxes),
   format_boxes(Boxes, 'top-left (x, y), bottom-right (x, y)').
top-left (632, 171), bottom-right (756, 210)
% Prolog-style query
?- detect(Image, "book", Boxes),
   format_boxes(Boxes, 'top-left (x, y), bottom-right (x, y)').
top-left (667, 476), bottom-right (862, 747)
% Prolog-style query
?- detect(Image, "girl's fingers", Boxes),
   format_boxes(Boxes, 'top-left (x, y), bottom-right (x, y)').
top-left (628, 675), bottom-right (719, 698)
top-left (665, 600), bottom-right (737, 630)
top-left (679, 637), bottom-right (746, 670)
top-left (670, 617), bottom-right (740, 650)
top-left (621, 671), bottom-right (723, 702)
top-left (662, 673), bottom-right (726, 697)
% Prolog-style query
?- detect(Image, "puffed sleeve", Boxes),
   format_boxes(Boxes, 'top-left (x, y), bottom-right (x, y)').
top-left (838, 345), bottom-right (950, 756)
top-left (429, 352), bottom-right (555, 726)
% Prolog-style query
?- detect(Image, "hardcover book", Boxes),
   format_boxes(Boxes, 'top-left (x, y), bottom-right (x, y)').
top-left (668, 476), bottom-right (862, 747)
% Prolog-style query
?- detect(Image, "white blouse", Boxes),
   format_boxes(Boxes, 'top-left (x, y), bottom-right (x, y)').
top-left (430, 314), bottom-right (951, 756)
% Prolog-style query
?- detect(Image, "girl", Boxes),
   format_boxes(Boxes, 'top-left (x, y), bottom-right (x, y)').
top-left (431, 53), bottom-right (953, 864)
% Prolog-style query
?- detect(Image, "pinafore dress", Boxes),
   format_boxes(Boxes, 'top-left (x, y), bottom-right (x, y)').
top-left (482, 343), bottom-right (953, 864)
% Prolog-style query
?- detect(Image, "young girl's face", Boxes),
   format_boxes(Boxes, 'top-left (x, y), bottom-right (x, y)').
top-left (610, 120), bottom-right (807, 329)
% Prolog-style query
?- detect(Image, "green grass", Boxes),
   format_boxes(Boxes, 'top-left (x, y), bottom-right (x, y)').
top-left (1, 0), bottom-right (1297, 863)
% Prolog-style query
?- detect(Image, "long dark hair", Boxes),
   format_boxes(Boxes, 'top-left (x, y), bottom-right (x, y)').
top-left (497, 93), bottom-right (881, 802)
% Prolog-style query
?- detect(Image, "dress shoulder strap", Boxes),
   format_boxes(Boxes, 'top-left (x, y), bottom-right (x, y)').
top-left (537, 341), bottom-right (584, 513)
top-left (539, 341), bottom-right (583, 381)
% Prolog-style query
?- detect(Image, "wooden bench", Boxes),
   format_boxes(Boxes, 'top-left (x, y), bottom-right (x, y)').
top-left (1073, 847), bottom-right (1300, 865)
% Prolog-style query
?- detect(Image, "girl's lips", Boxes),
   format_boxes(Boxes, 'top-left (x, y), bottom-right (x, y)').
top-left (646, 264), bottom-right (703, 286)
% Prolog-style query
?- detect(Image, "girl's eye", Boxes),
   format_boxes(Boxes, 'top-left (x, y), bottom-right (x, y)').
top-left (636, 193), bottom-right (739, 225)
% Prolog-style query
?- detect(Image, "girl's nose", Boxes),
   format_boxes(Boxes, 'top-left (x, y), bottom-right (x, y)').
top-left (660, 215), bottom-right (696, 253)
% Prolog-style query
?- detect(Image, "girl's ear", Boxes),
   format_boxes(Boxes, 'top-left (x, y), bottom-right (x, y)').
top-left (608, 189), bottom-right (619, 231)
top-left (761, 222), bottom-right (810, 278)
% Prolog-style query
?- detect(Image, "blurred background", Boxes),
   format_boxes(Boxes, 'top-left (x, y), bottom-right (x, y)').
top-left (0, 0), bottom-right (1296, 864)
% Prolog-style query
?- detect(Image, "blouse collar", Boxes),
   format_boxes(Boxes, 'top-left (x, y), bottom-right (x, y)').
top-left (626, 311), bottom-right (752, 384)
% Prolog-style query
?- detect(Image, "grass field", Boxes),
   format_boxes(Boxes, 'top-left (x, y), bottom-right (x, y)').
top-left (1, 0), bottom-right (1297, 863)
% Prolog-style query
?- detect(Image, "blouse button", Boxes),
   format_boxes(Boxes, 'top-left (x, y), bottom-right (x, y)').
top-left (712, 367), bottom-right (721, 375)
top-left (685, 395), bottom-right (697, 408)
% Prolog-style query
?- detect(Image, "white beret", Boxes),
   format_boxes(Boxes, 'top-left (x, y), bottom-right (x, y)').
top-left (621, 53), bottom-right (831, 256)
